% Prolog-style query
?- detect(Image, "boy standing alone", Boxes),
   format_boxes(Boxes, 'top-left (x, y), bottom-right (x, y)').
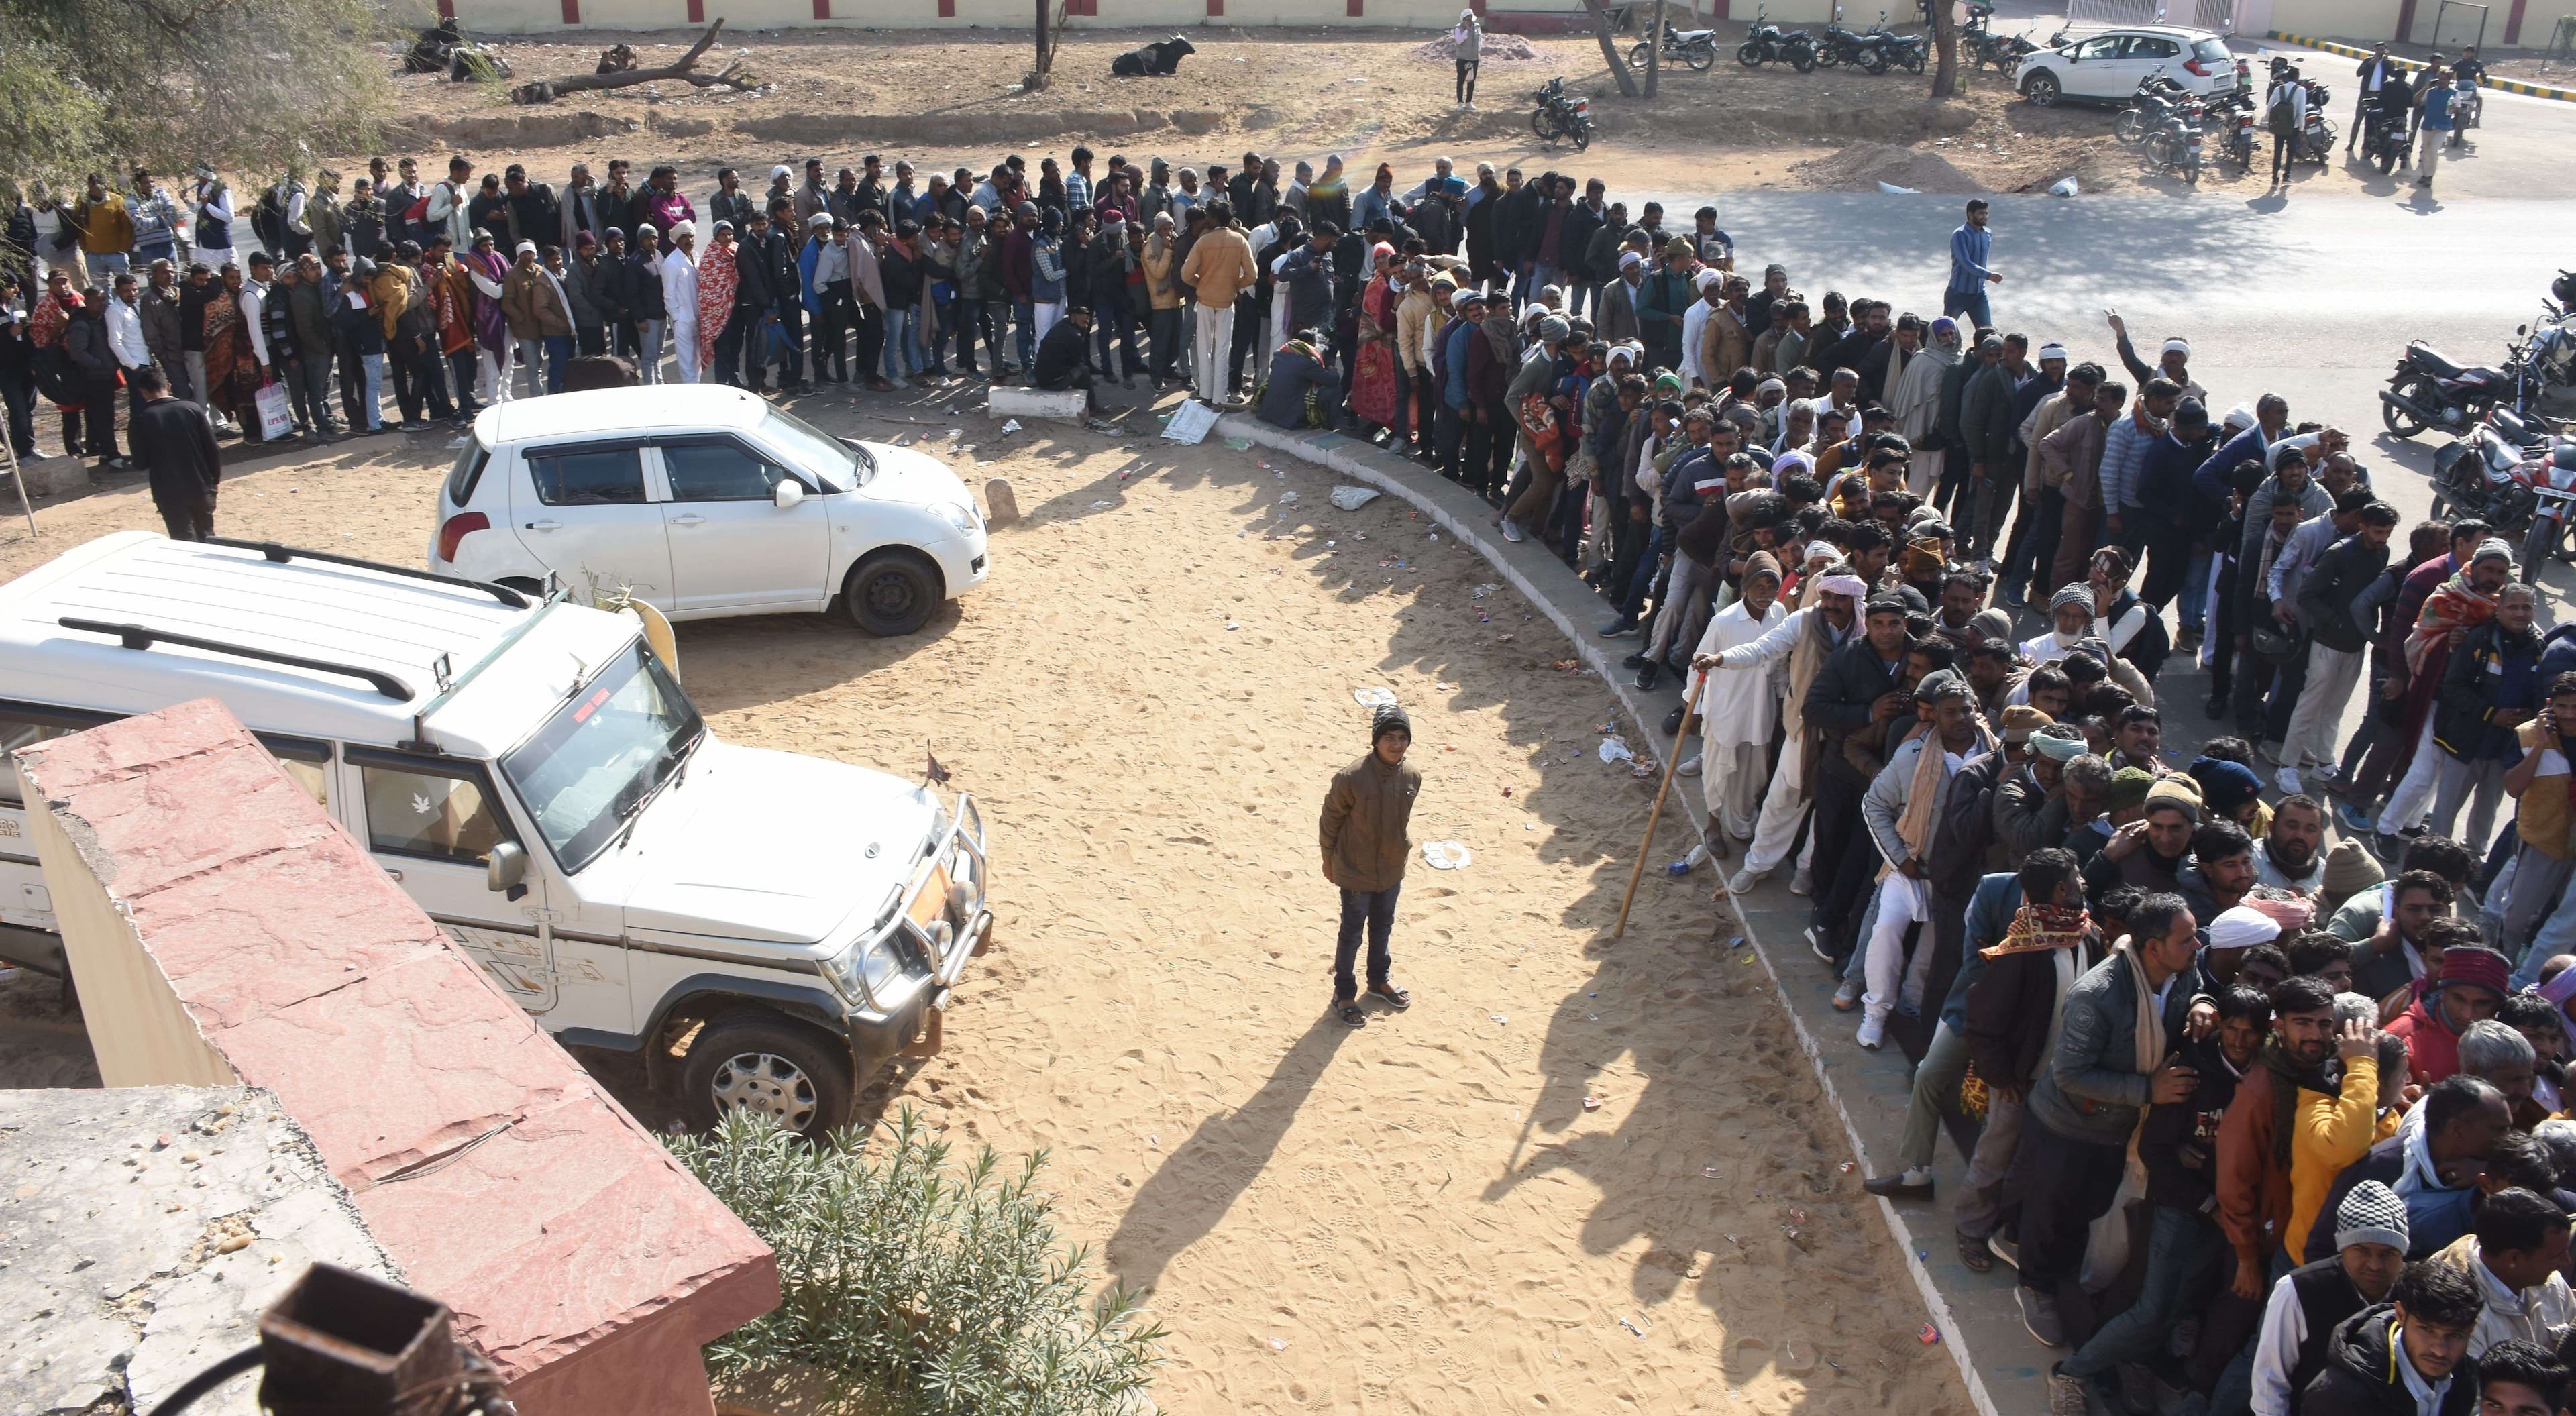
top-left (1320, 704), bottom-right (1422, 1026)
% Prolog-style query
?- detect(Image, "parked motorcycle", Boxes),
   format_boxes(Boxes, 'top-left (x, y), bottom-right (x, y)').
top-left (2297, 80), bottom-right (2338, 166)
top-left (1813, 17), bottom-right (1884, 74)
top-left (1629, 20), bottom-right (1718, 73)
top-left (2141, 98), bottom-right (2206, 184)
top-left (1861, 11), bottom-right (1929, 75)
top-left (1529, 77), bottom-right (1593, 151)
top-left (1968, 18), bottom-right (2041, 74)
top-left (2115, 70), bottom-right (2194, 146)
top-left (2449, 76), bottom-right (2482, 147)
top-left (1737, 7), bottom-right (1819, 71)
top-left (2429, 410), bottom-right (2576, 581)
top-left (2207, 89), bottom-right (2257, 174)
top-left (2358, 91), bottom-right (2410, 174)
top-left (2381, 336), bottom-right (2526, 439)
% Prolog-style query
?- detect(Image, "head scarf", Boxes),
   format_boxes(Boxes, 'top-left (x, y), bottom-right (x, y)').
top-left (2032, 725), bottom-right (2086, 763)
top-left (2207, 906), bottom-right (2283, 953)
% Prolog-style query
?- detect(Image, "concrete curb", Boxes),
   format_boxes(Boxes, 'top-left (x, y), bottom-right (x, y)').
top-left (1211, 409), bottom-right (2008, 1416)
top-left (2267, 32), bottom-right (2576, 101)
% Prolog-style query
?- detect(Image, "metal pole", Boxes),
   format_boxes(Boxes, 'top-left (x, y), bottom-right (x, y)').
top-left (0, 437), bottom-right (34, 538)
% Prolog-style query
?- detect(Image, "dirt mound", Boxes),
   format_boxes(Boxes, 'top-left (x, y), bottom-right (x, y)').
top-left (1411, 32), bottom-right (1548, 65)
top-left (1790, 141), bottom-right (1986, 193)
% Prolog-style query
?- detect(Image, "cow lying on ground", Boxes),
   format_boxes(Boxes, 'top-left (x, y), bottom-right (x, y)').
top-left (1111, 36), bottom-right (1197, 76)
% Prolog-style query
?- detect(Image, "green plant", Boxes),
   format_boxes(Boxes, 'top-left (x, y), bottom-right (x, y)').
top-left (672, 1106), bottom-right (1167, 1416)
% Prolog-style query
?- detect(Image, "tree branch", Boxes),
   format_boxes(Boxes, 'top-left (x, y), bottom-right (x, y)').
top-left (510, 18), bottom-right (746, 105)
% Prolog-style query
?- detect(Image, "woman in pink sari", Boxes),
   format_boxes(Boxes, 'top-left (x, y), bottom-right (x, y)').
top-left (696, 226), bottom-right (739, 380)
top-left (1348, 243), bottom-right (1400, 431)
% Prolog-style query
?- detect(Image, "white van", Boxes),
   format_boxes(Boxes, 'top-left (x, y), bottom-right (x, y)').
top-left (427, 386), bottom-right (989, 635)
top-left (0, 533), bottom-right (991, 1137)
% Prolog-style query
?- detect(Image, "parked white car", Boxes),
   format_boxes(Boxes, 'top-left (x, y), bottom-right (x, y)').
top-left (2015, 25), bottom-right (2236, 107)
top-left (0, 533), bottom-right (993, 1137)
top-left (429, 385), bottom-right (989, 635)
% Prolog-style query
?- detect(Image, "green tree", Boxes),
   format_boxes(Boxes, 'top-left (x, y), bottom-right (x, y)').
top-left (0, 0), bottom-right (391, 186)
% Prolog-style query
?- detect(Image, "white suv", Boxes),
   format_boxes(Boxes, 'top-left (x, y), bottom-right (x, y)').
top-left (2016, 25), bottom-right (2237, 106)
top-left (429, 386), bottom-right (989, 635)
top-left (0, 533), bottom-right (994, 1138)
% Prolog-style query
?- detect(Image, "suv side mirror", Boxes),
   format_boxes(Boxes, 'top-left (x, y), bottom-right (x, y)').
top-left (774, 479), bottom-right (806, 510)
top-left (486, 840), bottom-right (527, 896)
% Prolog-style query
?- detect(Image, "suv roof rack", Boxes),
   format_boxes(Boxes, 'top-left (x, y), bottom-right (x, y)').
top-left (57, 617), bottom-right (413, 702)
top-left (204, 538), bottom-right (530, 609)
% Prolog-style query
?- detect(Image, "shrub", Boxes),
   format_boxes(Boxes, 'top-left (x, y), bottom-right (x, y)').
top-left (672, 1105), bottom-right (1165, 1416)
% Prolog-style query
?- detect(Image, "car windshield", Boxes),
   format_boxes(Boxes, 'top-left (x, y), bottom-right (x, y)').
top-left (760, 406), bottom-right (872, 492)
top-left (502, 643), bottom-right (702, 873)
top-left (2192, 38), bottom-right (2230, 62)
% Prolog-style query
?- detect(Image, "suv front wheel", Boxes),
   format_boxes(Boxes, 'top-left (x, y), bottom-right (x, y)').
top-left (2024, 70), bottom-right (2062, 106)
top-left (843, 549), bottom-right (942, 636)
top-left (680, 1010), bottom-right (855, 1140)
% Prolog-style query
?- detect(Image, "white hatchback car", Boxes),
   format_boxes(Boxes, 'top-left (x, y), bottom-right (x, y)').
top-left (429, 386), bottom-right (989, 635)
top-left (2015, 25), bottom-right (2237, 107)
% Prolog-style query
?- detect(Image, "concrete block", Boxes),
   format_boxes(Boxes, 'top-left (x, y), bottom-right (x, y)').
top-left (983, 476), bottom-right (1020, 527)
top-left (15, 454), bottom-right (88, 499)
top-left (16, 700), bottom-right (780, 1416)
top-left (987, 385), bottom-right (1087, 423)
top-left (0, 1085), bottom-right (399, 1416)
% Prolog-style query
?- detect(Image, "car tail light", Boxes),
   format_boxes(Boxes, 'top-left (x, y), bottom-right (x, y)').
top-left (2184, 58), bottom-right (2210, 76)
top-left (436, 512), bottom-right (489, 563)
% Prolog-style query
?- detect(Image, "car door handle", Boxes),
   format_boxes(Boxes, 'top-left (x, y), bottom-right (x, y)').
top-left (669, 513), bottom-right (706, 527)
top-left (383, 868), bottom-right (403, 881)
top-left (525, 519), bottom-right (561, 532)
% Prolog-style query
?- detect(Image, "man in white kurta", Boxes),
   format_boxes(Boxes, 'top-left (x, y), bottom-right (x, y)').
top-left (1699, 565), bottom-right (1868, 895)
top-left (1886, 317), bottom-right (1960, 496)
top-left (1684, 551), bottom-right (1787, 847)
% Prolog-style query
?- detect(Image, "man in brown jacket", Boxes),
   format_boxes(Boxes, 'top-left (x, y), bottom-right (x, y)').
top-left (1177, 199), bottom-right (1255, 406)
top-left (1320, 702), bottom-right (1422, 1026)
top-left (2043, 378), bottom-right (2126, 594)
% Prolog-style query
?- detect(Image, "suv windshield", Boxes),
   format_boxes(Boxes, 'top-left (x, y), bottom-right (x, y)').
top-left (503, 643), bottom-right (702, 873)
top-left (2192, 38), bottom-right (2231, 63)
top-left (760, 406), bottom-right (872, 492)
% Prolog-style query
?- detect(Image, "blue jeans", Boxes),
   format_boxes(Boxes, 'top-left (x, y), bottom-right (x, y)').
top-left (1943, 286), bottom-right (1992, 329)
top-left (1334, 883), bottom-right (1401, 1002)
top-left (1613, 524), bottom-right (1669, 626)
top-left (358, 352), bottom-right (386, 429)
top-left (1013, 301), bottom-right (1037, 369)
top-left (2180, 547), bottom-right (2213, 635)
top-left (2064, 1207), bottom-right (2225, 1380)
top-left (881, 309), bottom-right (913, 379)
top-left (542, 334), bottom-right (572, 394)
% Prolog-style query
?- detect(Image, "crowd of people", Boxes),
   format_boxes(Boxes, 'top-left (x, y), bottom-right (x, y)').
top-left (13, 139), bottom-right (2576, 1416)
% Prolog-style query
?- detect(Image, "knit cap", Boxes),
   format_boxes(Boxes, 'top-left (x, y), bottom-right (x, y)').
top-left (2320, 838), bottom-right (2385, 909)
top-left (2049, 584), bottom-right (2095, 615)
top-left (2188, 757), bottom-right (2263, 820)
top-left (1371, 702), bottom-right (1413, 744)
top-left (2334, 1179), bottom-right (2409, 1254)
top-left (1999, 705), bottom-right (2050, 743)
top-left (1968, 608), bottom-right (2016, 645)
top-left (2144, 775), bottom-right (2204, 820)
top-left (2106, 766), bottom-right (2157, 814)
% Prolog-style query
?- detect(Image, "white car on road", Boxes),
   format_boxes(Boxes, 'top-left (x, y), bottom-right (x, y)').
top-left (429, 386), bottom-right (989, 635)
top-left (2015, 25), bottom-right (2237, 107)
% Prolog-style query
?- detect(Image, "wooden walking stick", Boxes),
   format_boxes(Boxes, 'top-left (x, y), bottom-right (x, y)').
top-left (1613, 669), bottom-right (1708, 939)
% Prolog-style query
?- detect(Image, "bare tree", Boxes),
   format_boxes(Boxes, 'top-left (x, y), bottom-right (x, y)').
top-left (1029, 0), bottom-right (1062, 91)
top-left (1581, 0), bottom-right (1641, 98)
top-left (1648, 0), bottom-right (1666, 98)
top-left (511, 20), bottom-right (755, 105)
top-left (1929, 0), bottom-right (1962, 99)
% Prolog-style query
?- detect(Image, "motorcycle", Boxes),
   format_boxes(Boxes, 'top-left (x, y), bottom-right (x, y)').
top-left (2141, 97), bottom-right (2206, 184)
top-left (1629, 20), bottom-right (1719, 73)
top-left (2381, 337), bottom-right (2525, 439)
top-left (1968, 18), bottom-right (2041, 74)
top-left (1813, 17), bottom-right (1884, 74)
top-left (1737, 7), bottom-right (1819, 71)
top-left (1529, 77), bottom-right (1593, 152)
top-left (2297, 79), bottom-right (2338, 166)
top-left (2115, 70), bottom-right (2194, 146)
top-left (2208, 89), bottom-right (2257, 174)
top-left (2449, 76), bottom-right (2481, 147)
top-left (2430, 411), bottom-right (2576, 582)
top-left (2357, 91), bottom-right (2410, 174)
top-left (1860, 11), bottom-right (1929, 75)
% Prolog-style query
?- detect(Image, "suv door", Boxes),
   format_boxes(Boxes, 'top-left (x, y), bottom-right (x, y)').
top-left (2063, 32), bottom-right (2131, 99)
top-left (655, 437), bottom-right (833, 616)
top-left (511, 442), bottom-right (676, 606)
top-left (347, 748), bottom-right (561, 1014)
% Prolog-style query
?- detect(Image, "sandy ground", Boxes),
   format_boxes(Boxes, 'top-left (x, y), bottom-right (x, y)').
top-left (0, 405), bottom-right (1968, 1415)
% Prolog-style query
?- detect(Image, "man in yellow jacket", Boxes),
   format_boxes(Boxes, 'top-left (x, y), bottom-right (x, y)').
top-left (1142, 212), bottom-right (1186, 390)
top-left (1319, 703), bottom-right (1421, 1028)
top-left (1177, 199), bottom-right (1255, 406)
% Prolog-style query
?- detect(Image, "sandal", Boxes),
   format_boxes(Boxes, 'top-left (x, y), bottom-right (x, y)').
top-left (1338, 1001), bottom-right (1368, 1027)
top-left (1368, 983), bottom-right (1412, 1011)
top-left (1957, 1230), bottom-right (1992, 1273)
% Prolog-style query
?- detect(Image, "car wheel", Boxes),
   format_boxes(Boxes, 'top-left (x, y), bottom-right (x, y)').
top-left (843, 548), bottom-right (943, 636)
top-left (680, 1011), bottom-right (854, 1141)
top-left (2025, 70), bottom-right (2061, 107)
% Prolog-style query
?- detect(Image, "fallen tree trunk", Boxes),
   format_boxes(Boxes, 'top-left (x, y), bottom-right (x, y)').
top-left (511, 19), bottom-right (755, 105)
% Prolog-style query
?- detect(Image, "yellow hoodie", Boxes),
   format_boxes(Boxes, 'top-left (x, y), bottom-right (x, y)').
top-left (2282, 1053), bottom-right (2397, 1263)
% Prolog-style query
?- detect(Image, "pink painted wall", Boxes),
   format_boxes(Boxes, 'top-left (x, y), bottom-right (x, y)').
top-left (16, 698), bottom-right (778, 1416)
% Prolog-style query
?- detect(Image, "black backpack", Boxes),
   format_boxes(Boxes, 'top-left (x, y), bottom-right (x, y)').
top-left (2267, 86), bottom-right (2300, 137)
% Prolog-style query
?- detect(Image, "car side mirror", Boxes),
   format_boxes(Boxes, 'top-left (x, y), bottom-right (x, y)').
top-left (486, 840), bottom-right (527, 897)
top-left (2520, 325), bottom-right (2531, 337)
top-left (774, 479), bottom-right (806, 510)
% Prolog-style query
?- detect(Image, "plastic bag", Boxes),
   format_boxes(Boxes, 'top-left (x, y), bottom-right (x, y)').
top-left (254, 381), bottom-right (295, 441)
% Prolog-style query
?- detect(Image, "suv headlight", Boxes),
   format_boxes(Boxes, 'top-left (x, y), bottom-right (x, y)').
top-left (824, 931), bottom-right (906, 1005)
top-left (934, 502), bottom-right (981, 537)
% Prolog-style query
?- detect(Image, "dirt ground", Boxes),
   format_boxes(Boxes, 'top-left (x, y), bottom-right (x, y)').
top-left (0, 406), bottom-right (1971, 1415)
